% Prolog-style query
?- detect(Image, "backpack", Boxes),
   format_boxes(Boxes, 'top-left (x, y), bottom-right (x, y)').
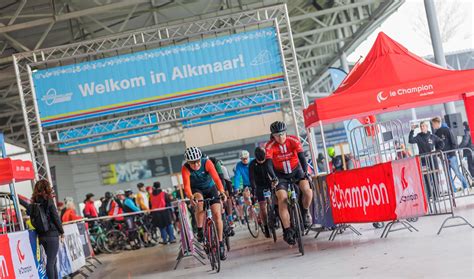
top-left (30, 202), bottom-right (50, 233)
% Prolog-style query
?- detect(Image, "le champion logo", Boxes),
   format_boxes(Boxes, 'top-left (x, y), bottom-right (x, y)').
top-left (376, 84), bottom-right (434, 103)
top-left (17, 240), bottom-right (25, 264)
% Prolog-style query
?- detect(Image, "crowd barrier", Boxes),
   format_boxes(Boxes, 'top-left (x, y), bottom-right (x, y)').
top-left (312, 153), bottom-right (473, 239)
top-left (174, 200), bottom-right (206, 270)
top-left (419, 151), bottom-right (474, 234)
top-left (0, 222), bottom-right (96, 279)
top-left (312, 157), bottom-right (430, 239)
top-left (441, 148), bottom-right (474, 199)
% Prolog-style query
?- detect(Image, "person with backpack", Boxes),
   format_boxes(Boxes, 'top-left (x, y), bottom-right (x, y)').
top-left (98, 192), bottom-right (113, 217)
top-left (30, 179), bottom-right (64, 279)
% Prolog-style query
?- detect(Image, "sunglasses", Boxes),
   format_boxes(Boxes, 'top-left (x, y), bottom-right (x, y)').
top-left (188, 160), bottom-right (201, 165)
top-left (272, 132), bottom-right (286, 137)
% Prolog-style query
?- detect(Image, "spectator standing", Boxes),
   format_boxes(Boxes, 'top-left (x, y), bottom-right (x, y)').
top-left (327, 147), bottom-right (351, 171)
top-left (98, 192), bottom-right (113, 217)
top-left (316, 153), bottom-right (327, 173)
top-left (62, 201), bottom-right (83, 223)
top-left (123, 190), bottom-right (154, 247)
top-left (83, 193), bottom-right (98, 218)
top-left (459, 121), bottom-right (474, 179)
top-left (108, 190), bottom-right (124, 222)
top-left (136, 183), bottom-right (150, 211)
top-left (431, 117), bottom-right (469, 193)
top-left (409, 121), bottom-right (444, 198)
top-left (31, 180), bottom-right (64, 279)
top-left (150, 182), bottom-right (176, 244)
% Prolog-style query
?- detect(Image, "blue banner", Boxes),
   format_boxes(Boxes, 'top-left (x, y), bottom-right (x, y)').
top-left (32, 27), bottom-right (284, 126)
top-left (58, 114), bottom-right (159, 151)
top-left (181, 92), bottom-right (281, 128)
top-left (312, 176), bottom-right (335, 228)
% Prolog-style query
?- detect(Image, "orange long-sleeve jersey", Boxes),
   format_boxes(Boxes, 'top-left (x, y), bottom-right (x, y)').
top-left (182, 159), bottom-right (224, 199)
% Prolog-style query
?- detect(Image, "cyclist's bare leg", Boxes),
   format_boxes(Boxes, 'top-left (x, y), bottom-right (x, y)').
top-left (211, 203), bottom-right (224, 241)
top-left (243, 188), bottom-right (252, 206)
top-left (298, 179), bottom-right (313, 210)
top-left (259, 201), bottom-right (268, 223)
top-left (275, 189), bottom-right (290, 229)
top-left (224, 191), bottom-right (233, 217)
top-left (236, 197), bottom-right (244, 220)
top-left (193, 193), bottom-right (205, 228)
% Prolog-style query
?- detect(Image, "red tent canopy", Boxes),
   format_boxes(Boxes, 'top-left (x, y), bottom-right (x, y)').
top-left (303, 32), bottom-right (474, 127)
top-left (0, 158), bottom-right (35, 185)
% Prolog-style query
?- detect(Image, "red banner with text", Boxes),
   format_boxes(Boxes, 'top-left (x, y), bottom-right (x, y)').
top-left (326, 157), bottom-right (427, 223)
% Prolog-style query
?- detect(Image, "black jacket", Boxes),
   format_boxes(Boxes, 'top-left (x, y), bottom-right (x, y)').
top-left (249, 159), bottom-right (272, 193)
top-left (409, 130), bottom-right (444, 155)
top-left (460, 130), bottom-right (472, 149)
top-left (434, 124), bottom-right (458, 156)
top-left (33, 196), bottom-right (64, 237)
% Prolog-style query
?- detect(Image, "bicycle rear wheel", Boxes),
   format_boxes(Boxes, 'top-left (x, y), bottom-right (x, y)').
top-left (207, 220), bottom-right (221, 272)
top-left (291, 203), bottom-right (305, 256)
top-left (106, 230), bottom-right (127, 252)
top-left (98, 235), bottom-right (114, 253)
top-left (245, 205), bottom-right (259, 238)
top-left (266, 202), bottom-right (277, 243)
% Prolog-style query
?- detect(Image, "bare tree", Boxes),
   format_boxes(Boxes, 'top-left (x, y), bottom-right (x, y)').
top-left (411, 0), bottom-right (468, 44)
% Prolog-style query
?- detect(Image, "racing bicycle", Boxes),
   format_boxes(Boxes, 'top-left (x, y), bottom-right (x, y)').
top-left (287, 178), bottom-right (305, 255)
top-left (197, 198), bottom-right (221, 273)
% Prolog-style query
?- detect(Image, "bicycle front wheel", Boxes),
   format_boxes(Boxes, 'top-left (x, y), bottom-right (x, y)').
top-left (291, 204), bottom-right (305, 256)
top-left (245, 206), bottom-right (259, 238)
top-left (206, 220), bottom-right (221, 273)
top-left (266, 202), bottom-right (277, 243)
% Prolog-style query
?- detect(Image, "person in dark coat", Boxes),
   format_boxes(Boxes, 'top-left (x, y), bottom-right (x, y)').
top-left (409, 121), bottom-right (445, 199)
top-left (459, 121), bottom-right (474, 178)
top-left (150, 181), bottom-right (176, 244)
top-left (431, 117), bottom-right (469, 192)
top-left (31, 179), bottom-right (64, 279)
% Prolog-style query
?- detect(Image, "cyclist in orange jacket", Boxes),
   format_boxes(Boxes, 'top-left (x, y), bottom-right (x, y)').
top-left (182, 146), bottom-right (227, 261)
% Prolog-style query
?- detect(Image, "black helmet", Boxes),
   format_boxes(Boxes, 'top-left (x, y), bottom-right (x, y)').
top-left (270, 121), bottom-right (287, 134)
top-left (105, 191), bottom-right (113, 199)
top-left (254, 147), bottom-right (266, 161)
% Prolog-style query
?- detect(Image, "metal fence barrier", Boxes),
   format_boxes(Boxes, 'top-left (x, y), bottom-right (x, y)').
top-left (441, 147), bottom-right (474, 199)
top-left (0, 193), bottom-right (20, 234)
top-left (418, 151), bottom-right (473, 234)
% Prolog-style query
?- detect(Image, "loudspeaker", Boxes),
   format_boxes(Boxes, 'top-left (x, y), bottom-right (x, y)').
top-left (444, 113), bottom-right (464, 137)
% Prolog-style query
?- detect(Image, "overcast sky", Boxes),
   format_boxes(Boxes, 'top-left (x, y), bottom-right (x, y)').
top-left (348, 0), bottom-right (474, 62)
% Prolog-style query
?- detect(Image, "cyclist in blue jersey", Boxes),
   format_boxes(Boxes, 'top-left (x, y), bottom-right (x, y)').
top-left (233, 150), bottom-right (253, 223)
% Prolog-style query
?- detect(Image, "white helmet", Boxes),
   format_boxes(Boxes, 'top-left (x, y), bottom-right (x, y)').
top-left (115, 190), bottom-right (125, 196)
top-left (184, 146), bottom-right (202, 161)
top-left (240, 150), bottom-right (250, 159)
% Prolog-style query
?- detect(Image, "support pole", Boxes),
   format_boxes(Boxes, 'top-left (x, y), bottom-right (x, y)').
top-left (337, 29), bottom-right (350, 74)
top-left (319, 121), bottom-right (331, 173)
top-left (424, 0), bottom-right (456, 114)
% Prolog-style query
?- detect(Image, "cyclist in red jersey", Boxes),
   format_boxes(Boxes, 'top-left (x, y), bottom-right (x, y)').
top-left (182, 146), bottom-right (228, 260)
top-left (265, 121), bottom-right (313, 245)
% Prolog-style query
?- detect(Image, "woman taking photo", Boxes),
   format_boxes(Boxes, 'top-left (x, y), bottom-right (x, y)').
top-left (31, 179), bottom-right (64, 279)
